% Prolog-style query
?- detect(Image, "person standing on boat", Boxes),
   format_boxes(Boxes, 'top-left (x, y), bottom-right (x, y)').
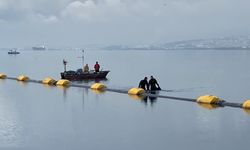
top-left (94, 61), bottom-right (100, 73)
top-left (138, 77), bottom-right (149, 90)
top-left (84, 64), bottom-right (89, 72)
top-left (149, 76), bottom-right (161, 91)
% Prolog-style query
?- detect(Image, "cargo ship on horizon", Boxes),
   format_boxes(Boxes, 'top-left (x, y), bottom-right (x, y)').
top-left (32, 45), bottom-right (46, 50)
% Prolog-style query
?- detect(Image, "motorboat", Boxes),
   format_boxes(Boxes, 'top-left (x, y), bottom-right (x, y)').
top-left (8, 49), bottom-right (20, 54)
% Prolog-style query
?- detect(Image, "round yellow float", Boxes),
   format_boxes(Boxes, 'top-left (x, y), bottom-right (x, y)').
top-left (0, 73), bottom-right (7, 79)
top-left (91, 83), bottom-right (106, 90)
top-left (128, 88), bottom-right (145, 95)
top-left (197, 95), bottom-right (221, 104)
top-left (17, 75), bottom-right (29, 81)
top-left (56, 79), bottom-right (70, 86)
top-left (42, 77), bottom-right (56, 85)
top-left (242, 100), bottom-right (250, 109)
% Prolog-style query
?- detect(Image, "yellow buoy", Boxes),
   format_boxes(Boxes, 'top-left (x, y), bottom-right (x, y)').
top-left (42, 77), bottom-right (56, 85)
top-left (128, 88), bottom-right (145, 95)
top-left (197, 95), bottom-right (220, 104)
top-left (17, 75), bottom-right (29, 81)
top-left (91, 83), bottom-right (106, 90)
top-left (0, 73), bottom-right (7, 79)
top-left (242, 100), bottom-right (250, 109)
top-left (56, 79), bottom-right (70, 86)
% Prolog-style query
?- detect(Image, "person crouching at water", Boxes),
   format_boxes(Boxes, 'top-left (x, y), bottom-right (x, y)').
top-left (83, 64), bottom-right (89, 72)
top-left (138, 77), bottom-right (149, 90)
top-left (94, 61), bottom-right (100, 73)
top-left (149, 76), bottom-right (161, 91)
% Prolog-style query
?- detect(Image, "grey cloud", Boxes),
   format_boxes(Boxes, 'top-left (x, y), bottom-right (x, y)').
top-left (0, 0), bottom-right (250, 47)
top-left (0, 0), bottom-right (69, 21)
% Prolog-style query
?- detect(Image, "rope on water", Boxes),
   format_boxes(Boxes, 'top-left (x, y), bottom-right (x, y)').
top-left (2, 76), bottom-right (247, 110)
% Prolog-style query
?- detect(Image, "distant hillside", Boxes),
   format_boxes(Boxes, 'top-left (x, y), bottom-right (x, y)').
top-left (104, 36), bottom-right (250, 50)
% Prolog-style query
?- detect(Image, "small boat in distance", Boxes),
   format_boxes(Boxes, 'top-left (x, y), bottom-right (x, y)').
top-left (32, 45), bottom-right (46, 50)
top-left (8, 49), bottom-right (20, 54)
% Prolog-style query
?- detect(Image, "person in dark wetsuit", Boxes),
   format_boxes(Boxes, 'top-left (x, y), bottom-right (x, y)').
top-left (138, 77), bottom-right (149, 90)
top-left (149, 76), bottom-right (161, 91)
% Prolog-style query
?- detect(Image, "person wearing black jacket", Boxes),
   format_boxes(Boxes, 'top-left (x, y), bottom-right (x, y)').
top-left (149, 76), bottom-right (161, 91)
top-left (138, 77), bottom-right (149, 90)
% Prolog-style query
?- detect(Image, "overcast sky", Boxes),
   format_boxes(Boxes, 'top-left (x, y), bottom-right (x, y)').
top-left (0, 0), bottom-right (250, 48)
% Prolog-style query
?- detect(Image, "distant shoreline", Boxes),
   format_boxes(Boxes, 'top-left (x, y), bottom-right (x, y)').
top-left (1, 47), bottom-right (250, 51)
top-left (104, 47), bottom-right (250, 50)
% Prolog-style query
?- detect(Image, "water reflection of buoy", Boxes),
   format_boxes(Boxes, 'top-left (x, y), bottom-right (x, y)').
top-left (243, 109), bottom-right (250, 115)
top-left (56, 85), bottom-right (69, 90)
top-left (129, 94), bottom-right (145, 101)
top-left (43, 84), bottom-right (56, 89)
top-left (198, 103), bottom-right (219, 110)
top-left (91, 89), bottom-right (106, 94)
top-left (17, 81), bottom-right (28, 87)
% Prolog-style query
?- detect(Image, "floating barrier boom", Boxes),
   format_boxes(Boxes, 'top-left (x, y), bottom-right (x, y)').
top-left (0, 75), bottom-right (247, 110)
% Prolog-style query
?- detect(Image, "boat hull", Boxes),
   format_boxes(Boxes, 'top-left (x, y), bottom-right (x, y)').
top-left (61, 71), bottom-right (110, 80)
top-left (8, 52), bottom-right (20, 54)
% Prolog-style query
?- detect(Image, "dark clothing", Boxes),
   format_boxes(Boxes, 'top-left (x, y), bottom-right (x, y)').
top-left (139, 79), bottom-right (149, 90)
top-left (149, 78), bottom-right (160, 91)
top-left (94, 63), bottom-right (100, 72)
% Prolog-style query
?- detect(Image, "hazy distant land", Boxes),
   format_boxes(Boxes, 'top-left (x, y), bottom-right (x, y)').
top-left (104, 35), bottom-right (250, 50)
top-left (1, 35), bottom-right (250, 51)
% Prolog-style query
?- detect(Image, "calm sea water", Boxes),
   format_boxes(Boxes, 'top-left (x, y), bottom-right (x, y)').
top-left (1, 50), bottom-right (250, 149)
